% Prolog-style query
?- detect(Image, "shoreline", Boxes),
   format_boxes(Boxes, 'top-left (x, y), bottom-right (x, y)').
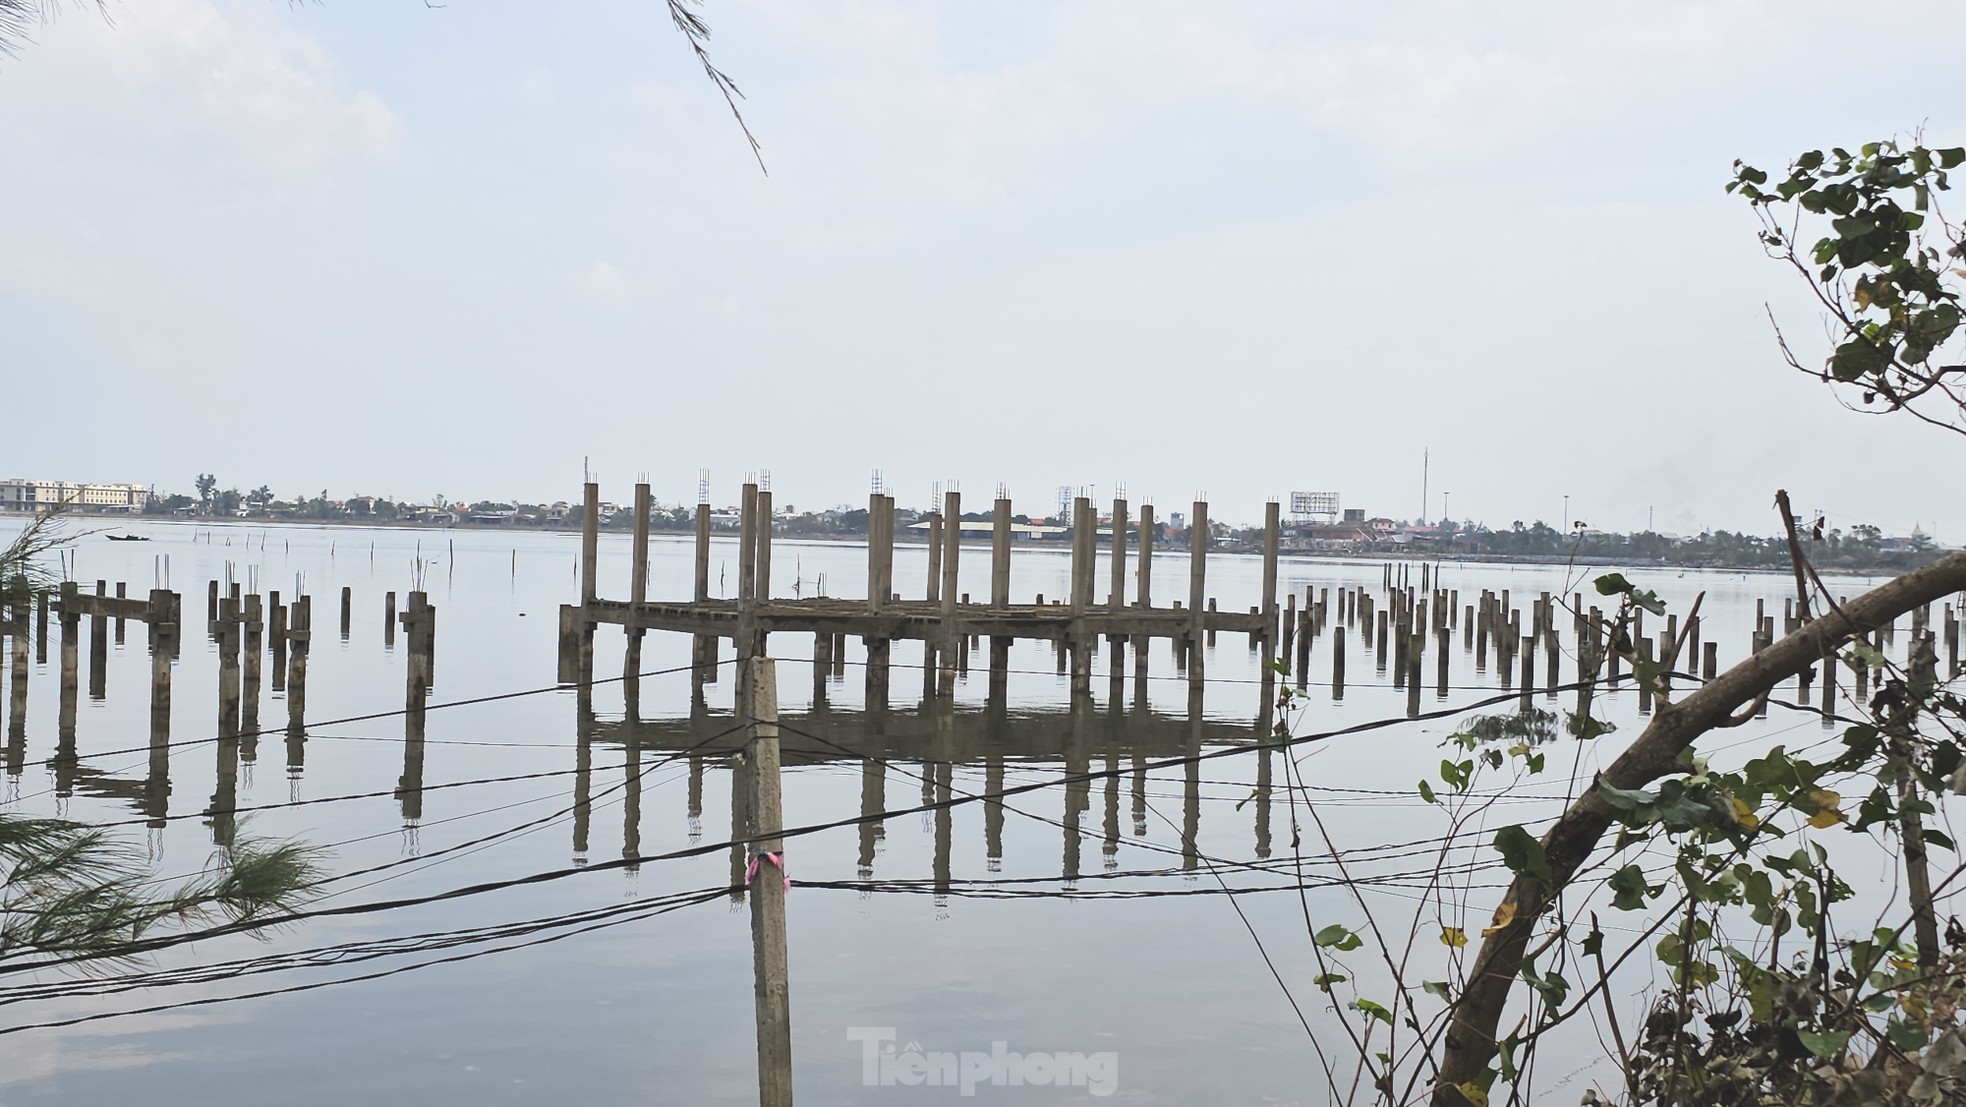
top-left (38, 513), bottom-right (1925, 581)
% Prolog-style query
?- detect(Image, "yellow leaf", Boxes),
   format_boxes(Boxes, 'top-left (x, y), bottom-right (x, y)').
top-left (1807, 788), bottom-right (1844, 829)
top-left (1440, 926), bottom-right (1469, 949)
top-left (1481, 899), bottom-right (1517, 937)
top-left (1454, 1082), bottom-right (1490, 1107)
top-left (1731, 796), bottom-right (1761, 830)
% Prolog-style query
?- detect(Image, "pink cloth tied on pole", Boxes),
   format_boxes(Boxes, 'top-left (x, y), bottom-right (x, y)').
top-left (744, 850), bottom-right (790, 891)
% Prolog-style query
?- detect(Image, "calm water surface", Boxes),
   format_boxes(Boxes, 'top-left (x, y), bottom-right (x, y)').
top-left (0, 519), bottom-right (1926, 1104)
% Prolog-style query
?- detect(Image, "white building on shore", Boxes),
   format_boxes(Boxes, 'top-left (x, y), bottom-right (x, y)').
top-left (0, 479), bottom-right (149, 513)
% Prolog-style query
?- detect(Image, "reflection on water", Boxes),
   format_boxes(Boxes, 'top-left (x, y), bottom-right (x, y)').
top-left (0, 518), bottom-right (1948, 1104)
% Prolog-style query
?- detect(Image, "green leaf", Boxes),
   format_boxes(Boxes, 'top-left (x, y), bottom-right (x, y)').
top-left (1829, 338), bottom-right (1886, 383)
top-left (1350, 997), bottom-right (1393, 1026)
top-left (1313, 972), bottom-right (1347, 992)
top-left (1796, 1029), bottom-right (1852, 1058)
top-left (1888, 1019), bottom-right (1930, 1051)
top-left (1609, 864), bottom-right (1653, 911)
top-left (1422, 980), bottom-right (1453, 1001)
top-left (1418, 779), bottom-right (1437, 805)
top-left (1315, 924), bottom-right (1363, 952)
top-left (1494, 825), bottom-right (1553, 886)
top-left (1937, 147), bottom-right (1966, 169)
top-left (1593, 573), bottom-right (1633, 597)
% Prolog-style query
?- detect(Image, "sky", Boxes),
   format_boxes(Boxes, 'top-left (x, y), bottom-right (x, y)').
top-left (2, 1), bottom-right (1964, 537)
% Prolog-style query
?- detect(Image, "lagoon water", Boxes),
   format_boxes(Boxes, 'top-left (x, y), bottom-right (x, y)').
top-left (0, 518), bottom-right (1920, 1104)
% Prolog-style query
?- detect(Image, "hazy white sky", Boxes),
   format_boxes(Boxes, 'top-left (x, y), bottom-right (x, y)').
top-left (3, 1), bottom-right (1962, 536)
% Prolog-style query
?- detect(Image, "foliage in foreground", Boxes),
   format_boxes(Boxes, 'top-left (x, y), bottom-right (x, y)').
top-left (0, 815), bottom-right (321, 966)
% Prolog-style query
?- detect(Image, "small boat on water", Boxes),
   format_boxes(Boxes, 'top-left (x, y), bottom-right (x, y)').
top-left (106, 534), bottom-right (150, 542)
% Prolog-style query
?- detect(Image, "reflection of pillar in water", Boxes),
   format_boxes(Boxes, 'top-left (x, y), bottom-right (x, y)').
top-left (812, 634), bottom-right (830, 705)
top-left (983, 754), bottom-right (1003, 871)
top-left (865, 638), bottom-right (890, 716)
top-left (1182, 684), bottom-right (1203, 872)
top-left (623, 726), bottom-right (642, 872)
top-left (209, 731), bottom-right (240, 848)
top-left (144, 705), bottom-right (170, 829)
top-left (687, 752), bottom-right (705, 844)
top-left (1257, 662), bottom-right (1276, 738)
top-left (1102, 752), bottom-right (1120, 871)
top-left (1063, 750), bottom-right (1087, 884)
top-left (858, 757), bottom-right (885, 880)
top-left (1131, 754), bottom-right (1147, 837)
top-left (1255, 745), bottom-right (1273, 859)
top-left (933, 759), bottom-right (953, 906)
top-left (572, 686), bottom-right (592, 866)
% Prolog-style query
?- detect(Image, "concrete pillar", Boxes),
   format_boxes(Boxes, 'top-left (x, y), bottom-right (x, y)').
top-left (1260, 501), bottom-right (1279, 655)
top-left (1187, 501), bottom-right (1206, 682)
top-left (287, 595), bottom-right (310, 737)
top-left (739, 658), bottom-right (794, 1107)
top-left (580, 481), bottom-right (600, 607)
top-left (940, 490), bottom-right (961, 620)
top-left (57, 586), bottom-right (78, 751)
top-left (1069, 497), bottom-right (1091, 615)
top-left (87, 581), bottom-right (107, 701)
top-left (867, 494), bottom-right (893, 615)
top-left (926, 510), bottom-right (943, 605)
top-left (242, 594), bottom-right (262, 737)
top-left (991, 495), bottom-right (1012, 609)
top-left (694, 503), bottom-right (713, 603)
top-left (737, 483), bottom-right (759, 663)
top-left (11, 597), bottom-right (32, 739)
top-left (631, 481), bottom-right (652, 609)
top-left (1108, 497), bottom-right (1128, 611)
top-left (939, 491), bottom-right (961, 692)
top-left (755, 488), bottom-right (774, 603)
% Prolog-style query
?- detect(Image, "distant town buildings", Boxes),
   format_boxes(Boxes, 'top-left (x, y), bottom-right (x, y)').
top-left (0, 478), bottom-right (149, 513)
